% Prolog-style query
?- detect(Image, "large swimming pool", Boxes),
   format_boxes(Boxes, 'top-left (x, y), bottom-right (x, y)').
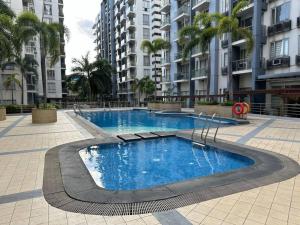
top-left (79, 137), bottom-right (254, 190)
top-left (81, 110), bottom-right (233, 134)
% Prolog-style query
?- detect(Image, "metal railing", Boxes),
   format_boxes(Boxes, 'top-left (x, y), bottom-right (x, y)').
top-left (250, 103), bottom-right (300, 118)
top-left (232, 58), bottom-right (252, 72)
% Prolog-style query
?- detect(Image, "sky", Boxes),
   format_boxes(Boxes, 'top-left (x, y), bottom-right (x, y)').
top-left (64, 0), bottom-right (100, 74)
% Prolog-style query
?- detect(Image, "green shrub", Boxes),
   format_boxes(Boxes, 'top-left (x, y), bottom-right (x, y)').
top-left (37, 103), bottom-right (57, 110)
top-left (197, 101), bottom-right (218, 105)
top-left (0, 105), bottom-right (5, 109)
top-left (221, 101), bottom-right (234, 106)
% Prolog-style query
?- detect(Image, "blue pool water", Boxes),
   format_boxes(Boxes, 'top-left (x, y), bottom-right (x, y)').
top-left (79, 137), bottom-right (254, 190)
top-left (81, 110), bottom-right (233, 134)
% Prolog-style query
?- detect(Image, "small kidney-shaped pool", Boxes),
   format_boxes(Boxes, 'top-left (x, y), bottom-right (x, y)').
top-left (79, 137), bottom-right (254, 191)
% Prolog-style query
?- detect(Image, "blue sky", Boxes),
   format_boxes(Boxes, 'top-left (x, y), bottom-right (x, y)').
top-left (64, 0), bottom-right (100, 74)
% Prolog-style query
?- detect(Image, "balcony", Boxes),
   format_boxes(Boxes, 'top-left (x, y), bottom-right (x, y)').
top-left (267, 20), bottom-right (291, 37)
top-left (127, 33), bottom-right (135, 43)
top-left (174, 53), bottom-right (183, 62)
top-left (174, 5), bottom-right (189, 22)
top-left (161, 0), bottom-right (171, 13)
top-left (232, 26), bottom-right (252, 46)
top-left (161, 57), bottom-right (171, 66)
top-left (232, 58), bottom-right (252, 74)
top-left (161, 17), bottom-right (171, 31)
top-left (192, 0), bottom-right (210, 11)
top-left (127, 48), bottom-right (136, 56)
top-left (174, 73), bottom-right (188, 82)
top-left (127, 61), bottom-right (136, 68)
top-left (266, 56), bottom-right (290, 70)
top-left (191, 45), bottom-right (208, 57)
top-left (127, 20), bottom-right (135, 30)
top-left (27, 84), bottom-right (37, 92)
top-left (191, 68), bottom-right (208, 80)
top-left (126, 6), bottom-right (135, 17)
top-left (232, 0), bottom-right (255, 14)
top-left (121, 64), bottom-right (127, 71)
top-left (25, 46), bottom-right (37, 55)
top-left (296, 55), bottom-right (300, 66)
top-left (162, 75), bottom-right (171, 83)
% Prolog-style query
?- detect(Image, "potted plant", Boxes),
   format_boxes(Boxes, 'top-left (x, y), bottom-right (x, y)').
top-left (195, 101), bottom-right (233, 118)
top-left (0, 105), bottom-right (6, 121)
top-left (32, 103), bottom-right (57, 124)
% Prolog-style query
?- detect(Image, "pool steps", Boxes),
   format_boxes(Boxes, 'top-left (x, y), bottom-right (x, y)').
top-left (117, 132), bottom-right (176, 142)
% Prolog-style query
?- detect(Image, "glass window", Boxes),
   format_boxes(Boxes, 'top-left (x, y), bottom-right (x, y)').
top-left (223, 52), bottom-right (228, 67)
top-left (143, 28), bottom-right (150, 39)
top-left (143, 14), bottom-right (150, 26)
top-left (44, 4), bottom-right (52, 16)
top-left (144, 69), bottom-right (151, 76)
top-left (270, 39), bottom-right (289, 58)
top-left (47, 82), bottom-right (56, 93)
top-left (144, 56), bottom-right (150, 66)
top-left (47, 70), bottom-right (55, 80)
top-left (220, 0), bottom-right (229, 13)
top-left (271, 2), bottom-right (290, 25)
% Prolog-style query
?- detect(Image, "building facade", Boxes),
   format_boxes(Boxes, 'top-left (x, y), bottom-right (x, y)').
top-left (94, 0), bottom-right (163, 102)
top-left (0, 0), bottom-right (66, 105)
top-left (160, 0), bottom-right (300, 108)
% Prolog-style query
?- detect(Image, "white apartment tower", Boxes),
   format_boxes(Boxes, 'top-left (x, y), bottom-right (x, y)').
top-left (0, 0), bottom-right (66, 105)
top-left (113, 0), bottom-right (162, 101)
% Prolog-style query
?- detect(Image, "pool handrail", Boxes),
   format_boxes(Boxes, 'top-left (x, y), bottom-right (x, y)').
top-left (214, 115), bottom-right (221, 142)
top-left (192, 112), bottom-right (203, 141)
top-left (204, 113), bottom-right (216, 145)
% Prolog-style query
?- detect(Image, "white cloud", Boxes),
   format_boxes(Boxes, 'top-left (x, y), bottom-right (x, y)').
top-left (64, 0), bottom-right (100, 74)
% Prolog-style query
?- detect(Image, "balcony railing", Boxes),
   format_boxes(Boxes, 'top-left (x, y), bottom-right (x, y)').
top-left (161, 57), bottom-right (171, 65)
top-left (192, 0), bottom-right (209, 8)
top-left (232, 58), bottom-right (252, 72)
top-left (161, 17), bottom-right (171, 27)
top-left (162, 75), bottom-right (171, 82)
top-left (174, 73), bottom-right (188, 81)
top-left (267, 20), bottom-right (291, 37)
top-left (192, 68), bottom-right (208, 78)
top-left (176, 5), bottom-right (189, 17)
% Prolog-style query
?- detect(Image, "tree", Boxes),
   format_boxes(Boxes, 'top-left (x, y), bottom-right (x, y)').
top-left (179, 0), bottom-right (253, 100)
top-left (4, 74), bottom-right (21, 104)
top-left (140, 38), bottom-right (170, 100)
top-left (138, 76), bottom-right (155, 100)
top-left (1, 12), bottom-right (39, 104)
top-left (71, 53), bottom-right (113, 100)
top-left (0, 0), bottom-right (15, 18)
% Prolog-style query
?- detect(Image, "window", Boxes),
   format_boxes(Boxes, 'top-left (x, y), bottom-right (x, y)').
top-left (144, 69), bottom-right (151, 76)
top-left (143, 0), bottom-right (150, 11)
top-left (223, 52), bottom-right (228, 67)
top-left (47, 70), bottom-right (55, 80)
top-left (220, 0), bottom-right (229, 13)
top-left (43, 17), bottom-right (52, 23)
top-left (144, 56), bottom-right (150, 66)
top-left (47, 82), bottom-right (56, 93)
top-left (270, 39), bottom-right (289, 58)
top-left (44, 4), bottom-right (52, 16)
top-left (143, 14), bottom-right (150, 26)
top-left (271, 2), bottom-right (290, 25)
top-left (143, 28), bottom-right (150, 39)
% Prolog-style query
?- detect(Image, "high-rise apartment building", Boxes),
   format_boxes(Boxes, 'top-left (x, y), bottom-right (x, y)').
top-left (94, 0), bottom-right (163, 102)
top-left (160, 0), bottom-right (300, 107)
top-left (0, 0), bottom-right (66, 105)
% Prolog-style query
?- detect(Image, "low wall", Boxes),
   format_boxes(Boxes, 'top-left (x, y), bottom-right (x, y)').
top-left (0, 108), bottom-right (6, 121)
top-left (147, 103), bottom-right (161, 110)
top-left (160, 103), bottom-right (181, 112)
top-left (32, 109), bottom-right (57, 124)
top-left (195, 105), bottom-right (232, 118)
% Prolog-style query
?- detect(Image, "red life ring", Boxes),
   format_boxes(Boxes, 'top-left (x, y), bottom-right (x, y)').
top-left (232, 103), bottom-right (244, 115)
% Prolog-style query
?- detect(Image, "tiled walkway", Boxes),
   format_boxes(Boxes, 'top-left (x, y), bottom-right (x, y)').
top-left (0, 111), bottom-right (299, 225)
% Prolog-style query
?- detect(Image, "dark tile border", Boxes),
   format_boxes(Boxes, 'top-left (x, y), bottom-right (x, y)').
top-left (43, 134), bottom-right (300, 216)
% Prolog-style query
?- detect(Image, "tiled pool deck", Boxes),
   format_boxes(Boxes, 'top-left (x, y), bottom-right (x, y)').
top-left (0, 111), bottom-right (299, 225)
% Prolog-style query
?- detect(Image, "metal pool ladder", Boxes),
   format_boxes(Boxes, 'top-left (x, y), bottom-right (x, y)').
top-left (73, 104), bottom-right (82, 116)
top-left (192, 113), bottom-right (221, 147)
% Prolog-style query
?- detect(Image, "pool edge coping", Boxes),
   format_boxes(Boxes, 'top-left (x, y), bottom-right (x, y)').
top-left (43, 134), bottom-right (300, 216)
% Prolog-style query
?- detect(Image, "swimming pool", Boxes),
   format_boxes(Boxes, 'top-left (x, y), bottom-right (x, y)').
top-left (81, 110), bottom-right (234, 134)
top-left (79, 137), bottom-right (254, 190)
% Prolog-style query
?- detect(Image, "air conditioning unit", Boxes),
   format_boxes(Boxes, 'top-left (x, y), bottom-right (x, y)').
top-left (238, 62), bottom-right (246, 70)
top-left (272, 59), bottom-right (282, 66)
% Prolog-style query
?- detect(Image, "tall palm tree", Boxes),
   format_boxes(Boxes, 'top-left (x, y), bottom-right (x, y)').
top-left (1, 12), bottom-right (39, 104)
top-left (71, 53), bottom-right (113, 100)
top-left (141, 38), bottom-right (170, 100)
top-left (4, 74), bottom-right (21, 104)
top-left (179, 0), bottom-right (253, 100)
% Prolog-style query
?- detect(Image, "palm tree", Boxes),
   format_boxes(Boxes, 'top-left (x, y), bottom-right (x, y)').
top-left (179, 0), bottom-right (253, 100)
top-left (140, 38), bottom-right (170, 100)
top-left (4, 74), bottom-right (21, 104)
top-left (1, 12), bottom-right (39, 104)
top-left (71, 53), bottom-right (113, 100)
top-left (0, 0), bottom-right (15, 18)
top-left (139, 76), bottom-right (155, 100)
